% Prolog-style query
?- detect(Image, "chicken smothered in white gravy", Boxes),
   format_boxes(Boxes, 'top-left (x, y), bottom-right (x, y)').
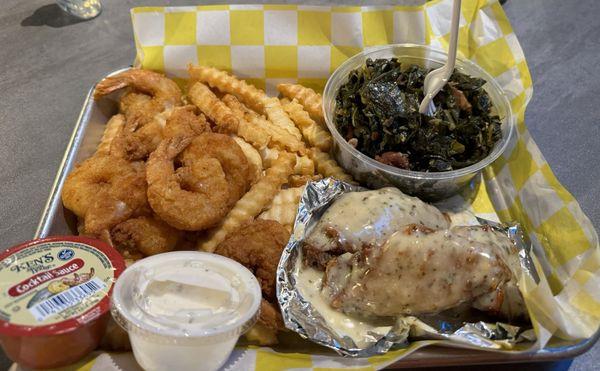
top-left (301, 187), bottom-right (527, 334)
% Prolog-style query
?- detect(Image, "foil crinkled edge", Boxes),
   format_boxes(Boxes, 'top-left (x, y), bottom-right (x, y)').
top-left (276, 178), bottom-right (537, 357)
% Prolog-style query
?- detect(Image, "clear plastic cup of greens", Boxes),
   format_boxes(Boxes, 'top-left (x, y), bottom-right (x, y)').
top-left (323, 44), bottom-right (515, 201)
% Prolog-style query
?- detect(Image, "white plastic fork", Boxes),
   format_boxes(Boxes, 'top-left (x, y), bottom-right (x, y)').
top-left (419, 0), bottom-right (462, 116)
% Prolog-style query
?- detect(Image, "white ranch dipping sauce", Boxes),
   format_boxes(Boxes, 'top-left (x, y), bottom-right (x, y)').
top-left (111, 252), bottom-right (261, 371)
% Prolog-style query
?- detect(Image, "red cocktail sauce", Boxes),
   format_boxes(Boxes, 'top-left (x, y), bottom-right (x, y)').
top-left (0, 236), bottom-right (125, 369)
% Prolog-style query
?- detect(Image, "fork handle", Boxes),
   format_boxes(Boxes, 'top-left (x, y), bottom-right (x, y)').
top-left (446, 0), bottom-right (462, 74)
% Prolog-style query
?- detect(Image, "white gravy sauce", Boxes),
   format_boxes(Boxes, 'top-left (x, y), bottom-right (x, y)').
top-left (295, 260), bottom-right (392, 347)
top-left (305, 187), bottom-right (449, 252)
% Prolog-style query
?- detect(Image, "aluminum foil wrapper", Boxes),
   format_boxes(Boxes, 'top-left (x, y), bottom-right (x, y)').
top-left (277, 178), bottom-right (537, 357)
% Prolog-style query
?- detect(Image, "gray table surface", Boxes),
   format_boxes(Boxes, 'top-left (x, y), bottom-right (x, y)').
top-left (0, 0), bottom-right (598, 370)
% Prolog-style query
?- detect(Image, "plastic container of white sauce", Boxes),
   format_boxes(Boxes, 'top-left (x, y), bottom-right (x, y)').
top-left (110, 251), bottom-right (261, 371)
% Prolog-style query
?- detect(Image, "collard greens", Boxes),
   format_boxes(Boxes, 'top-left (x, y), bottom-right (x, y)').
top-left (334, 58), bottom-right (502, 172)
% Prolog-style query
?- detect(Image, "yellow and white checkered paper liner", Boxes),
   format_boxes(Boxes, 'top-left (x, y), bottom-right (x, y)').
top-left (117, 1), bottom-right (600, 369)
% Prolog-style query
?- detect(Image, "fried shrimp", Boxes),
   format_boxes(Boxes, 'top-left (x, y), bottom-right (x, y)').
top-left (111, 215), bottom-right (182, 257)
top-left (94, 70), bottom-right (183, 160)
top-left (62, 155), bottom-right (148, 236)
top-left (118, 92), bottom-right (163, 128)
top-left (110, 92), bottom-right (167, 160)
top-left (117, 114), bottom-right (167, 160)
top-left (146, 134), bottom-right (250, 231)
top-left (163, 105), bottom-right (210, 139)
top-left (114, 105), bottom-right (209, 160)
top-left (215, 219), bottom-right (290, 300)
top-left (180, 133), bottom-right (251, 205)
top-left (94, 69), bottom-right (182, 112)
top-left (119, 91), bottom-right (153, 113)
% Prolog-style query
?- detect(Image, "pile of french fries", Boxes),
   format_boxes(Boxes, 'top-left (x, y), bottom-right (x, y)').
top-left (181, 66), bottom-right (356, 344)
top-left (186, 66), bottom-right (353, 255)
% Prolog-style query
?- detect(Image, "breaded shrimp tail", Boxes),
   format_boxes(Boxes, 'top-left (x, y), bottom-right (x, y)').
top-left (94, 68), bottom-right (182, 109)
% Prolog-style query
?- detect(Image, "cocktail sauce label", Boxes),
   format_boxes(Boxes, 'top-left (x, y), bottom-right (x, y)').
top-left (0, 237), bottom-right (125, 335)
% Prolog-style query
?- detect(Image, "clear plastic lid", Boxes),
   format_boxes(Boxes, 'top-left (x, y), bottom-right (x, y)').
top-left (111, 252), bottom-right (261, 343)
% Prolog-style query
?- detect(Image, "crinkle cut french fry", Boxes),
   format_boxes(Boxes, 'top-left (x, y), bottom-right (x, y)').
top-left (309, 148), bottom-right (354, 183)
top-left (221, 94), bottom-right (252, 116)
top-left (225, 94), bottom-right (303, 151)
top-left (188, 65), bottom-right (266, 113)
top-left (223, 95), bottom-right (305, 153)
top-left (277, 83), bottom-right (324, 125)
top-left (236, 122), bottom-right (271, 150)
top-left (96, 114), bottom-right (125, 156)
top-left (264, 186), bottom-right (304, 210)
top-left (231, 135), bottom-right (263, 185)
top-left (281, 99), bottom-right (332, 152)
top-left (188, 66), bottom-right (303, 148)
top-left (262, 97), bottom-right (303, 142)
top-left (294, 154), bottom-right (314, 175)
top-left (188, 82), bottom-right (270, 148)
top-left (259, 186), bottom-right (304, 230)
top-left (259, 146), bottom-right (279, 168)
top-left (197, 152), bottom-right (296, 252)
top-left (260, 147), bottom-right (313, 175)
top-left (287, 174), bottom-right (322, 188)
